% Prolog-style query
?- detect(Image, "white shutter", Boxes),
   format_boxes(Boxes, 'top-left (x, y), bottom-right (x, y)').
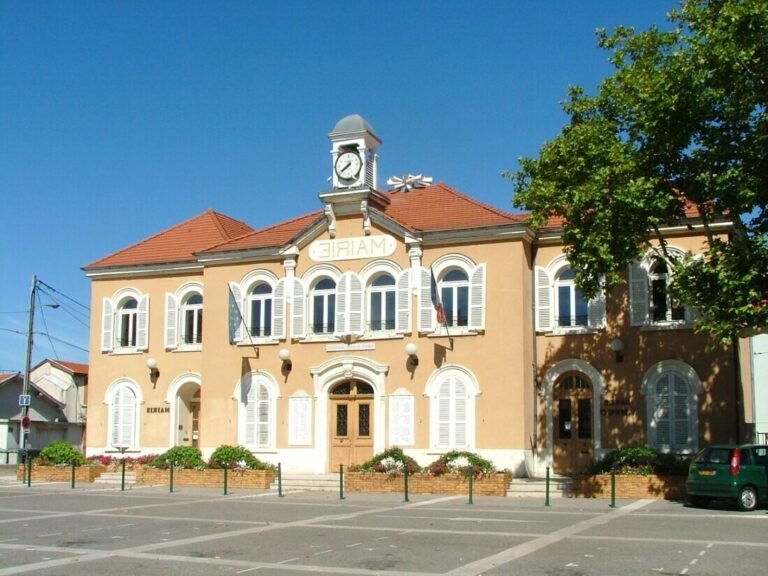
top-left (101, 298), bottom-right (114, 352)
top-left (395, 269), bottom-right (411, 334)
top-left (291, 277), bottom-right (306, 339)
top-left (334, 273), bottom-right (348, 337)
top-left (244, 382), bottom-right (257, 446)
top-left (389, 394), bottom-right (414, 446)
top-left (349, 273), bottom-right (363, 335)
top-left (587, 286), bottom-right (606, 329)
top-left (629, 261), bottom-right (649, 326)
top-left (136, 294), bottom-right (149, 351)
top-left (257, 383), bottom-right (270, 448)
top-left (454, 380), bottom-right (467, 447)
top-left (228, 282), bottom-right (244, 343)
top-left (164, 293), bottom-right (178, 349)
top-left (272, 279), bottom-right (286, 340)
top-left (535, 267), bottom-right (553, 332)
top-left (288, 396), bottom-right (311, 445)
top-left (112, 386), bottom-right (135, 449)
top-left (469, 263), bottom-right (486, 330)
top-left (418, 267), bottom-right (434, 332)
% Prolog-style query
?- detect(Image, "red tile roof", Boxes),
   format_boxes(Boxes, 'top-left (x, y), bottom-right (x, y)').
top-left (204, 211), bottom-right (325, 253)
top-left (84, 210), bottom-right (254, 270)
top-left (49, 360), bottom-right (89, 375)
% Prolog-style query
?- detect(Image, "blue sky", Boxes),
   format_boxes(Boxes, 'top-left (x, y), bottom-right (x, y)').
top-left (0, 0), bottom-right (676, 372)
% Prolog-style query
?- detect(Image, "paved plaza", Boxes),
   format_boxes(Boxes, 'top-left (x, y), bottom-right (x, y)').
top-left (0, 476), bottom-right (766, 575)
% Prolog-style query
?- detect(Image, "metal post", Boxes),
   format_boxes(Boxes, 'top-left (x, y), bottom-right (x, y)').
top-left (223, 465), bottom-right (228, 495)
top-left (339, 464), bottom-right (345, 500)
top-left (169, 462), bottom-right (174, 493)
top-left (71, 461), bottom-right (75, 489)
top-left (467, 467), bottom-right (474, 505)
top-left (403, 465), bottom-right (409, 502)
top-left (610, 466), bottom-right (616, 508)
top-left (277, 462), bottom-right (283, 497)
top-left (26, 455), bottom-right (32, 487)
top-left (545, 466), bottom-right (551, 507)
top-left (120, 457), bottom-right (126, 491)
top-left (20, 276), bottom-right (36, 455)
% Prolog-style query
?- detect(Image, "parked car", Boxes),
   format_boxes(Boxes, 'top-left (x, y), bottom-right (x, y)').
top-left (686, 444), bottom-right (768, 511)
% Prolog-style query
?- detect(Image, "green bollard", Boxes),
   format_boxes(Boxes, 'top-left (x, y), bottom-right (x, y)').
top-left (26, 454), bottom-right (31, 487)
top-left (610, 466), bottom-right (616, 508)
top-left (403, 465), bottom-right (409, 502)
top-left (71, 461), bottom-right (76, 489)
top-left (120, 457), bottom-right (126, 491)
top-left (169, 462), bottom-right (174, 493)
top-left (339, 464), bottom-right (345, 500)
top-left (545, 466), bottom-right (551, 507)
top-left (277, 462), bottom-right (283, 497)
top-left (467, 467), bottom-right (474, 505)
top-left (224, 465), bottom-right (228, 495)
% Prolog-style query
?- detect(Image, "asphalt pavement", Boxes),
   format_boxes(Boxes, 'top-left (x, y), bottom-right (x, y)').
top-left (0, 479), bottom-right (766, 575)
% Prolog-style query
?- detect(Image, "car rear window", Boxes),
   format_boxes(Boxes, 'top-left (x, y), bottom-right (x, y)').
top-left (695, 447), bottom-right (732, 464)
top-left (752, 446), bottom-right (768, 466)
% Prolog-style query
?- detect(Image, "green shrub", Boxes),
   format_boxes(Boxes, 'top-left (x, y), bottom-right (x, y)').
top-left (208, 445), bottom-right (272, 470)
top-left (588, 445), bottom-right (689, 476)
top-left (148, 446), bottom-right (206, 469)
top-left (36, 441), bottom-right (86, 466)
top-left (427, 450), bottom-right (496, 477)
top-left (352, 447), bottom-right (421, 474)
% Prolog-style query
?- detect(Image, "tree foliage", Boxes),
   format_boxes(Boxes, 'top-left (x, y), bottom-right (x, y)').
top-left (508, 0), bottom-right (768, 342)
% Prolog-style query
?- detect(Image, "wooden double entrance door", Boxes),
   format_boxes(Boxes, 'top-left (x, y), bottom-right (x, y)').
top-left (329, 380), bottom-right (374, 472)
top-left (553, 374), bottom-right (593, 475)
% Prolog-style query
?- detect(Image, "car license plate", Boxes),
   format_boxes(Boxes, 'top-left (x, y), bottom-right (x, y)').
top-left (699, 469), bottom-right (715, 476)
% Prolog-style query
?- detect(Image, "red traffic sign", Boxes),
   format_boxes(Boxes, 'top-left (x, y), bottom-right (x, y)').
top-left (21, 416), bottom-right (31, 430)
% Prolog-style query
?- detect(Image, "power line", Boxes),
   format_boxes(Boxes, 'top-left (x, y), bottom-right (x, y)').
top-left (37, 279), bottom-right (89, 311)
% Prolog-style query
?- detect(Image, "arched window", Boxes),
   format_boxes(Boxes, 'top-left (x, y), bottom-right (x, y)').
top-left (426, 367), bottom-right (478, 450)
top-left (555, 268), bottom-right (588, 327)
top-left (369, 273), bottom-right (396, 331)
top-left (642, 362), bottom-right (700, 453)
top-left (237, 373), bottom-right (278, 450)
top-left (109, 383), bottom-right (138, 449)
top-left (440, 269), bottom-right (469, 327)
top-left (118, 297), bottom-right (138, 348)
top-left (311, 277), bottom-right (336, 334)
top-left (649, 260), bottom-right (685, 322)
top-left (248, 283), bottom-right (273, 338)
top-left (181, 293), bottom-right (203, 344)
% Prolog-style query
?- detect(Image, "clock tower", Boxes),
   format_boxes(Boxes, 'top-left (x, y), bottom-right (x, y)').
top-left (328, 114), bottom-right (381, 190)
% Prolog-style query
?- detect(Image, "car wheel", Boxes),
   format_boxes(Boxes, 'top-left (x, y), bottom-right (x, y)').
top-left (689, 495), bottom-right (710, 508)
top-left (737, 486), bottom-right (758, 512)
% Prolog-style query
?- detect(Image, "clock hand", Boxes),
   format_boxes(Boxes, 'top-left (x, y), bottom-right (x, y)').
top-left (340, 162), bottom-right (351, 173)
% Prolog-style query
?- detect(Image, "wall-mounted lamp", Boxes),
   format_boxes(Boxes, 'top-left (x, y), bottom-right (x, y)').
top-left (405, 342), bottom-right (419, 368)
top-left (147, 357), bottom-right (160, 378)
top-left (610, 338), bottom-right (624, 363)
top-left (279, 348), bottom-right (292, 372)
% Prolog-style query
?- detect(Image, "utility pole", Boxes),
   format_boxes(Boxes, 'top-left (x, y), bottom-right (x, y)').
top-left (20, 274), bottom-right (37, 455)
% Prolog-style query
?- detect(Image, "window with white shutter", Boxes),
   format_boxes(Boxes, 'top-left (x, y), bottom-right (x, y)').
top-left (335, 271), bottom-right (363, 337)
top-left (428, 368), bottom-right (477, 450)
top-left (109, 384), bottom-right (137, 449)
top-left (242, 377), bottom-right (274, 450)
top-left (101, 298), bottom-right (114, 352)
top-left (395, 269), bottom-right (411, 334)
top-left (535, 266), bottom-right (553, 332)
top-left (164, 293), bottom-right (178, 349)
top-left (646, 371), bottom-right (696, 453)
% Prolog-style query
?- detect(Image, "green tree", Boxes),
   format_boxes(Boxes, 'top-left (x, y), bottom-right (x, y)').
top-left (508, 0), bottom-right (768, 343)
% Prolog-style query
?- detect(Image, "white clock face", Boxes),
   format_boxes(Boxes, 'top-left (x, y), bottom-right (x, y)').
top-left (335, 151), bottom-right (362, 180)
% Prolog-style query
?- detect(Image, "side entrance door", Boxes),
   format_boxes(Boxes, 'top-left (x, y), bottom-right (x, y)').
top-left (329, 380), bottom-right (374, 472)
top-left (553, 374), bottom-right (593, 474)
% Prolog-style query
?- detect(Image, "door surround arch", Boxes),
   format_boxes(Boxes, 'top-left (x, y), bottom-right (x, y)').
top-left (165, 372), bottom-right (202, 448)
top-left (310, 356), bottom-right (389, 471)
top-left (540, 359), bottom-right (604, 471)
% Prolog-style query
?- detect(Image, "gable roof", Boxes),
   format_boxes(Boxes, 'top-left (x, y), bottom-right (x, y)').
top-left (84, 209), bottom-right (254, 270)
top-left (0, 373), bottom-right (21, 386)
top-left (41, 360), bottom-right (89, 376)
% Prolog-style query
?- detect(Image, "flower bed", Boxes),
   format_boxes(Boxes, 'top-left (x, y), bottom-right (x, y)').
top-left (571, 474), bottom-right (686, 500)
top-left (136, 466), bottom-right (275, 489)
top-left (16, 464), bottom-right (106, 483)
top-left (345, 471), bottom-right (510, 496)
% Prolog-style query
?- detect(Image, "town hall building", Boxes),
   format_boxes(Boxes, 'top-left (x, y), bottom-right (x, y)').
top-left (83, 115), bottom-right (745, 476)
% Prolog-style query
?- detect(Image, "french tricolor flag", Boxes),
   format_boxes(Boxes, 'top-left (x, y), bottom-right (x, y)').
top-left (430, 267), bottom-right (445, 325)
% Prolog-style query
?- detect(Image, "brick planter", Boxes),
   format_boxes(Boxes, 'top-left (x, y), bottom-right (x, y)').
top-left (136, 466), bottom-right (275, 489)
top-left (16, 464), bottom-right (106, 483)
top-left (571, 474), bottom-right (686, 500)
top-left (345, 472), bottom-right (510, 496)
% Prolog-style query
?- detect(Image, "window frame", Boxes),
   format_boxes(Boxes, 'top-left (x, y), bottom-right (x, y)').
top-left (425, 366), bottom-right (479, 451)
top-left (106, 379), bottom-right (142, 451)
top-left (235, 371), bottom-right (279, 451)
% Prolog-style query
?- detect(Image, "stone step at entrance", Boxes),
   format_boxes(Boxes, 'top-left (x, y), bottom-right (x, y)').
top-left (506, 476), bottom-right (574, 498)
top-left (94, 471), bottom-right (137, 486)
